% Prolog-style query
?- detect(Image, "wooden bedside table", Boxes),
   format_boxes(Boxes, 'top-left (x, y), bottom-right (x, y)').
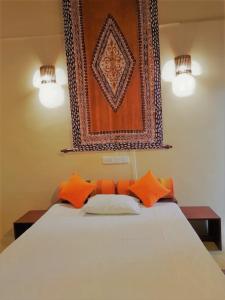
top-left (14, 210), bottom-right (47, 239)
top-left (180, 206), bottom-right (222, 250)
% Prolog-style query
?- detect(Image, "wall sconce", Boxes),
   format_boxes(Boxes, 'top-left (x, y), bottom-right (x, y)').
top-left (162, 55), bottom-right (202, 98)
top-left (33, 65), bottom-right (67, 108)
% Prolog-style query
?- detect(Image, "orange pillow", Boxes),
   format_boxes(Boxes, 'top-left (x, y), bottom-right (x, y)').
top-left (91, 179), bottom-right (115, 195)
top-left (58, 175), bottom-right (95, 208)
top-left (59, 181), bottom-right (67, 191)
top-left (129, 171), bottom-right (170, 207)
top-left (158, 178), bottom-right (174, 198)
top-left (117, 179), bottom-right (135, 195)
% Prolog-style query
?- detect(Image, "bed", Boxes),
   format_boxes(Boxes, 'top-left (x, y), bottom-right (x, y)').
top-left (0, 202), bottom-right (225, 300)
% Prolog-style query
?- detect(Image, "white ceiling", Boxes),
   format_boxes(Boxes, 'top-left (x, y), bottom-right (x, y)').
top-left (0, 0), bottom-right (224, 39)
top-left (158, 0), bottom-right (224, 25)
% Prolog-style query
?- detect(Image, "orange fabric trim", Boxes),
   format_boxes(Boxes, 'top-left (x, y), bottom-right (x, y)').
top-left (83, 0), bottom-right (143, 132)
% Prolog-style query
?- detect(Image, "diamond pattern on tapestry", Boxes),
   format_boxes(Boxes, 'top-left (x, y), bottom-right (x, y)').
top-left (92, 15), bottom-right (135, 111)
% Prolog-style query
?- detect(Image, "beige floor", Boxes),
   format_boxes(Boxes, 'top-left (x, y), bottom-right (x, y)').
top-left (211, 251), bottom-right (225, 270)
top-left (204, 242), bottom-right (225, 270)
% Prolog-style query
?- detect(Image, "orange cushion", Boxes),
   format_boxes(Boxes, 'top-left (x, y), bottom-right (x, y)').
top-left (58, 175), bottom-right (95, 208)
top-left (91, 179), bottom-right (115, 195)
top-left (129, 171), bottom-right (170, 207)
top-left (59, 181), bottom-right (67, 191)
top-left (158, 178), bottom-right (174, 198)
top-left (117, 179), bottom-right (135, 195)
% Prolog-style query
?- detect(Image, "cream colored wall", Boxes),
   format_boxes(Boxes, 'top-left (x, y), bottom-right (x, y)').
top-left (1, 2), bottom-right (225, 242)
top-left (0, 47), bottom-right (2, 240)
top-left (0, 2), bottom-right (3, 241)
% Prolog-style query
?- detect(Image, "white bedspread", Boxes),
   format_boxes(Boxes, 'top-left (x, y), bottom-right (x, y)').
top-left (0, 203), bottom-right (225, 300)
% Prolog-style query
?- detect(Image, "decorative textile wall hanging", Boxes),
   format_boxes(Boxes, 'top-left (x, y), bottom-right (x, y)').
top-left (62, 0), bottom-right (169, 152)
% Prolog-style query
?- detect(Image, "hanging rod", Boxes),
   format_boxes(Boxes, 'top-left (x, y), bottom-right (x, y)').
top-left (60, 144), bottom-right (172, 153)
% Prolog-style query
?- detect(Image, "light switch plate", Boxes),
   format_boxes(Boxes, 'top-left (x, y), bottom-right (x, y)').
top-left (102, 156), bottom-right (130, 165)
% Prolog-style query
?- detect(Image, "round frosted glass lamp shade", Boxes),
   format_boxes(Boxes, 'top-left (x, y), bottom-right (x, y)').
top-left (192, 60), bottom-right (202, 76)
top-left (33, 70), bottom-right (41, 88)
top-left (39, 83), bottom-right (65, 108)
top-left (55, 68), bottom-right (68, 85)
top-left (162, 60), bottom-right (176, 82)
top-left (172, 74), bottom-right (196, 98)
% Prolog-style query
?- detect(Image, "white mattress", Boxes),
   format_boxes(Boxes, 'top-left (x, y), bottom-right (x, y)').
top-left (0, 202), bottom-right (225, 300)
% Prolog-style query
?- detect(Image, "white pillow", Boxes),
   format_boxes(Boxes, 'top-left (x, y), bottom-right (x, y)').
top-left (83, 194), bottom-right (141, 215)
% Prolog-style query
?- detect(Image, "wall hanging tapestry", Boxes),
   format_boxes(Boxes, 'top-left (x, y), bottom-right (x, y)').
top-left (62, 0), bottom-right (169, 152)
